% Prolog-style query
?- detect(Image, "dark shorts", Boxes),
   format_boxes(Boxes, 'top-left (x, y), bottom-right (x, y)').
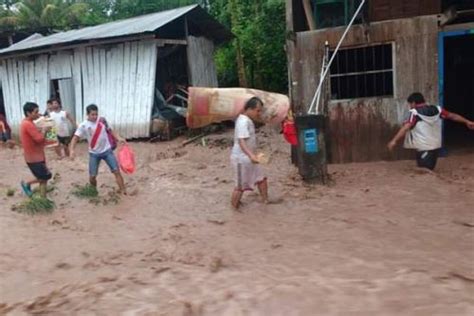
top-left (27, 162), bottom-right (52, 181)
top-left (1, 131), bottom-right (11, 142)
top-left (416, 149), bottom-right (439, 170)
top-left (57, 136), bottom-right (71, 145)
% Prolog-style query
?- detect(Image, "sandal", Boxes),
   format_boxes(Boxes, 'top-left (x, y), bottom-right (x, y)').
top-left (21, 181), bottom-right (33, 197)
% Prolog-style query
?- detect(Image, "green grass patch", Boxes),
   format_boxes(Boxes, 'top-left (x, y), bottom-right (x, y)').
top-left (72, 184), bottom-right (99, 198)
top-left (11, 196), bottom-right (55, 215)
top-left (6, 188), bottom-right (15, 197)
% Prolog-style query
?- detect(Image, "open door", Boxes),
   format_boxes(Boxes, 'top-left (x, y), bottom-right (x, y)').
top-left (51, 78), bottom-right (76, 120)
top-left (0, 83), bottom-right (5, 118)
top-left (439, 30), bottom-right (474, 151)
top-left (58, 79), bottom-right (76, 120)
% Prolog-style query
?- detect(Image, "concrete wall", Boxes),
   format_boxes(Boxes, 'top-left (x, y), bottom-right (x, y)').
top-left (288, 15), bottom-right (440, 163)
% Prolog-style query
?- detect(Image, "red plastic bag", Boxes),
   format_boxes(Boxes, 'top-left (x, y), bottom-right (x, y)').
top-left (118, 144), bottom-right (136, 174)
top-left (283, 120), bottom-right (298, 145)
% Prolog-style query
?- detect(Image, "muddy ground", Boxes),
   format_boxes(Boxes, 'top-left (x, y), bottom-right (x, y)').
top-left (0, 128), bottom-right (473, 315)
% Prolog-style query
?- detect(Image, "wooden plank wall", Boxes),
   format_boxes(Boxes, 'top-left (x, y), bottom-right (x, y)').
top-left (369, 0), bottom-right (441, 22)
top-left (49, 52), bottom-right (73, 79)
top-left (0, 39), bottom-right (158, 138)
top-left (289, 15), bottom-right (439, 163)
top-left (72, 39), bottom-right (158, 138)
top-left (187, 36), bottom-right (218, 87)
top-left (0, 55), bottom-right (49, 133)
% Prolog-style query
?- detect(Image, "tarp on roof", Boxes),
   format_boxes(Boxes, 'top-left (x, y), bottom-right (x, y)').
top-left (0, 4), bottom-right (232, 57)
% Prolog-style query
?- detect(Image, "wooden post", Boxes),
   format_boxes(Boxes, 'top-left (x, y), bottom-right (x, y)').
top-left (295, 114), bottom-right (328, 184)
top-left (302, 0), bottom-right (316, 30)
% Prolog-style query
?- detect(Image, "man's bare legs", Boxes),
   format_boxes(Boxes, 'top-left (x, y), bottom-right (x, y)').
top-left (63, 144), bottom-right (70, 157)
top-left (113, 171), bottom-right (126, 194)
top-left (54, 145), bottom-right (64, 159)
top-left (89, 175), bottom-right (97, 187)
top-left (26, 178), bottom-right (40, 186)
top-left (257, 178), bottom-right (269, 204)
top-left (39, 180), bottom-right (47, 198)
top-left (90, 172), bottom-right (126, 194)
top-left (231, 189), bottom-right (243, 210)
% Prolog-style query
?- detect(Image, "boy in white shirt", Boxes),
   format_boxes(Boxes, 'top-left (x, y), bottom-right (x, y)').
top-left (69, 104), bottom-right (126, 194)
top-left (48, 98), bottom-right (77, 158)
top-left (230, 97), bottom-right (269, 209)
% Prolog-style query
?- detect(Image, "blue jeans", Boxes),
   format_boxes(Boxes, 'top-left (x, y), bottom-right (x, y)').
top-left (89, 149), bottom-right (119, 177)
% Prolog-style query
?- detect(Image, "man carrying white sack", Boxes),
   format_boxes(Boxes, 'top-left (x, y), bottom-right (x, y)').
top-left (230, 97), bottom-right (270, 210)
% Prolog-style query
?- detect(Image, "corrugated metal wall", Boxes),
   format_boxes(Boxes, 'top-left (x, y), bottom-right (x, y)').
top-left (0, 39), bottom-right (158, 138)
top-left (288, 16), bottom-right (439, 163)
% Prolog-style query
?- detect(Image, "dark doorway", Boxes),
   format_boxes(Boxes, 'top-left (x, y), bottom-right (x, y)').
top-left (443, 33), bottom-right (474, 149)
top-left (0, 86), bottom-right (5, 116)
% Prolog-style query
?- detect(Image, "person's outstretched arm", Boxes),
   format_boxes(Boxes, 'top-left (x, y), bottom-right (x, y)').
top-left (444, 111), bottom-right (474, 129)
top-left (387, 123), bottom-right (411, 151)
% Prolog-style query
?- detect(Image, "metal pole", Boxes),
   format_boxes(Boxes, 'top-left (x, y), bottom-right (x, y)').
top-left (308, 0), bottom-right (366, 114)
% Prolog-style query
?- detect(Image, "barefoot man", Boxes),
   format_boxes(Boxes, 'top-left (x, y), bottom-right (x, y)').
top-left (69, 104), bottom-right (127, 194)
top-left (388, 92), bottom-right (474, 170)
top-left (231, 97), bottom-right (269, 209)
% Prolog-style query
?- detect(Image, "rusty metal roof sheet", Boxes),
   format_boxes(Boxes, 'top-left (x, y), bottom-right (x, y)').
top-left (0, 4), bottom-right (232, 56)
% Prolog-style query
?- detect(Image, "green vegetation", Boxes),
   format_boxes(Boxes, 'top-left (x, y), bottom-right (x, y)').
top-left (72, 184), bottom-right (99, 198)
top-left (0, 0), bottom-right (287, 93)
top-left (11, 196), bottom-right (55, 215)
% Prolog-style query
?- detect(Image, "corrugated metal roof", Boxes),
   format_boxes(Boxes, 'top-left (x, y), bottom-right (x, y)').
top-left (0, 4), bottom-right (232, 56)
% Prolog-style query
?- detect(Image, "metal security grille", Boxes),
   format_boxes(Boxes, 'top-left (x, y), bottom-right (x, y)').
top-left (329, 43), bottom-right (394, 100)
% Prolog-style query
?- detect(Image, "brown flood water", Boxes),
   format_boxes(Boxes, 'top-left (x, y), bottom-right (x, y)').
top-left (0, 128), bottom-right (473, 315)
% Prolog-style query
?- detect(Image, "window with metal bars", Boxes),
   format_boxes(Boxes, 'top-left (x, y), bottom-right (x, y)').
top-left (329, 43), bottom-right (394, 100)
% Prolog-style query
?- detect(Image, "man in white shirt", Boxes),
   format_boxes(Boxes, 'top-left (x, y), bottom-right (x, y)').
top-left (388, 92), bottom-right (474, 170)
top-left (230, 97), bottom-right (269, 210)
top-left (69, 104), bottom-right (126, 194)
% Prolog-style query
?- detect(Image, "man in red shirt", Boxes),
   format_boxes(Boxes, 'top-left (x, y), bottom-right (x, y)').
top-left (20, 102), bottom-right (52, 198)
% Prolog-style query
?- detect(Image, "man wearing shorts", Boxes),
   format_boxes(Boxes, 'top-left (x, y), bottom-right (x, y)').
top-left (20, 102), bottom-right (52, 198)
top-left (230, 97), bottom-right (269, 210)
top-left (388, 92), bottom-right (474, 170)
top-left (69, 104), bottom-right (126, 194)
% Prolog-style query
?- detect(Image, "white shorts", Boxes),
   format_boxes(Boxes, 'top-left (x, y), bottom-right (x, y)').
top-left (232, 161), bottom-right (266, 191)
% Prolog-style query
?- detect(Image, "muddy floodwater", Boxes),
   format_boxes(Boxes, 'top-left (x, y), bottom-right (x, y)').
top-left (1, 129), bottom-right (473, 315)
